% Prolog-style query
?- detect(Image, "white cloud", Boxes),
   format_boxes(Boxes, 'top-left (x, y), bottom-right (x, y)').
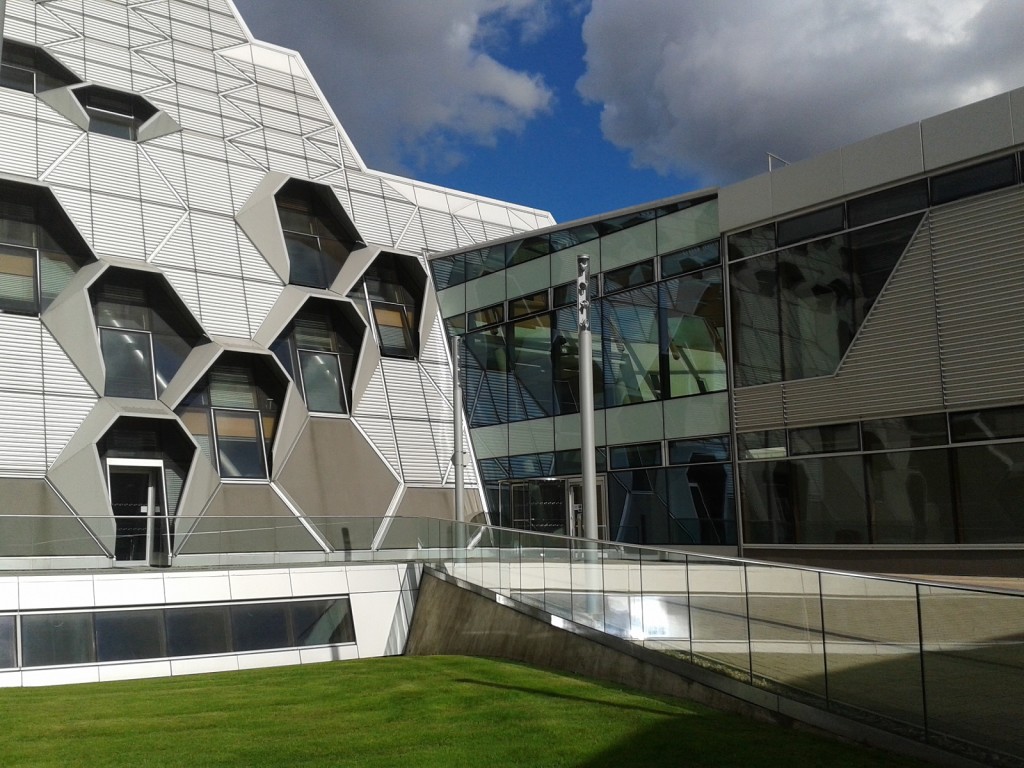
top-left (577, 0), bottom-right (1024, 184)
top-left (234, 0), bottom-right (554, 172)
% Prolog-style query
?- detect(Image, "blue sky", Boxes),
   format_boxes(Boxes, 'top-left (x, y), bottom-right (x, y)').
top-left (233, 1), bottom-right (1024, 224)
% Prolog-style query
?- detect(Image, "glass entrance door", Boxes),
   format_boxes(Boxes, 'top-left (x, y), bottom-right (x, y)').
top-left (568, 477), bottom-right (607, 540)
top-left (108, 461), bottom-right (170, 566)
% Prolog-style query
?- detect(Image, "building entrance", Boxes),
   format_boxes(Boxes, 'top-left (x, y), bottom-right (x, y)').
top-left (502, 477), bottom-right (607, 539)
top-left (108, 460), bottom-right (170, 566)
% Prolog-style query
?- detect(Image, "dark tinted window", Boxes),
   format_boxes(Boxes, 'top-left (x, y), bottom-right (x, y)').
top-left (166, 606), bottom-right (230, 657)
top-left (609, 442), bottom-right (662, 469)
top-left (661, 241), bottom-right (720, 278)
top-left (728, 224), bottom-right (776, 260)
top-left (789, 423), bottom-right (860, 456)
top-left (776, 205), bottom-right (844, 246)
top-left (95, 610), bottom-right (165, 662)
top-left (848, 180), bottom-right (928, 227)
top-left (951, 405), bottom-right (1024, 442)
top-left (930, 155), bottom-right (1018, 205)
top-left (22, 613), bottom-right (95, 667)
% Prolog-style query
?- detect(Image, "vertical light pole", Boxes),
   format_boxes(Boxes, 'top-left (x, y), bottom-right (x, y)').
top-left (577, 255), bottom-right (598, 542)
top-left (452, 334), bottom-right (465, 545)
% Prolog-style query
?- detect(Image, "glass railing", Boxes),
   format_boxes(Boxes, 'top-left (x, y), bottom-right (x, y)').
top-left (1, 513), bottom-right (1021, 763)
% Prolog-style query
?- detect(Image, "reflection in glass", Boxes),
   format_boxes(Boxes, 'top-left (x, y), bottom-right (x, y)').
top-left (100, 328), bottom-right (156, 398)
top-left (291, 599), bottom-right (355, 645)
top-left (463, 326), bottom-right (509, 428)
top-left (0, 616), bottom-right (14, 668)
top-left (231, 603), bottom-right (291, 651)
top-left (22, 613), bottom-right (95, 667)
top-left (509, 313), bottom-right (553, 420)
top-left (867, 448), bottom-right (955, 543)
top-left (661, 270), bottom-right (726, 397)
top-left (96, 610), bottom-right (166, 661)
top-left (166, 606), bottom-right (230, 657)
top-left (730, 252), bottom-right (781, 386)
top-left (956, 443), bottom-right (1024, 543)
top-left (300, 351), bottom-right (345, 413)
top-left (213, 409), bottom-right (266, 479)
top-left (789, 423), bottom-right (859, 456)
top-left (603, 285), bottom-right (660, 405)
top-left (608, 468), bottom-right (668, 544)
top-left (0, 244), bottom-right (37, 314)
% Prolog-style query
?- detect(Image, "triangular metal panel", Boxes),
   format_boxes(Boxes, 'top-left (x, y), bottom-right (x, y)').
top-left (353, 365), bottom-right (390, 419)
top-left (142, 206), bottom-right (188, 261)
top-left (44, 393), bottom-right (100, 467)
top-left (351, 335), bottom-right (380, 412)
top-left (158, 341), bottom-right (221, 409)
top-left (36, 121), bottom-right (84, 178)
top-left (0, 313), bottom-right (42, 392)
top-left (41, 321), bottom-right (98, 399)
top-left (46, 442), bottom-right (114, 546)
top-left (393, 419), bottom-right (443, 484)
top-left (0, 390), bottom-right (46, 476)
top-left (190, 211), bottom-right (242, 276)
top-left (351, 415), bottom-right (401, 478)
top-left (420, 208), bottom-right (460, 252)
top-left (148, 213), bottom-right (196, 271)
top-left (92, 190), bottom-right (146, 261)
top-left (455, 215), bottom-right (486, 245)
top-left (348, 190), bottom-right (395, 247)
top-left (158, 267), bottom-right (204, 333)
top-left (139, 139), bottom-right (189, 205)
top-left (270, 385), bottom-right (309, 481)
top-left (138, 145), bottom-right (187, 207)
top-left (397, 210), bottom-right (428, 253)
top-left (196, 273), bottom-right (252, 338)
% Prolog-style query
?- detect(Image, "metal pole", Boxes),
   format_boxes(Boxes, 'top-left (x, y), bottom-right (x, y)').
top-left (577, 254), bottom-right (598, 541)
top-left (452, 335), bottom-right (465, 527)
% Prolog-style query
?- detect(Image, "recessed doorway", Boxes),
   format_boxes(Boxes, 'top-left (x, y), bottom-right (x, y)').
top-left (107, 459), bottom-right (170, 566)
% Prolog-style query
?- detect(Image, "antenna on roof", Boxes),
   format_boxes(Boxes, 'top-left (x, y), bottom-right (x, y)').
top-left (767, 152), bottom-right (790, 172)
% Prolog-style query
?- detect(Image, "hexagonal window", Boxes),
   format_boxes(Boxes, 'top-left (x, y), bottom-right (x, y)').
top-left (1, 38), bottom-right (80, 94)
top-left (72, 85), bottom-right (158, 141)
top-left (276, 180), bottom-right (363, 289)
top-left (271, 298), bottom-right (365, 415)
top-left (90, 268), bottom-right (207, 399)
top-left (97, 417), bottom-right (196, 564)
top-left (354, 252), bottom-right (426, 359)
top-left (175, 353), bottom-right (287, 480)
top-left (0, 180), bottom-right (94, 315)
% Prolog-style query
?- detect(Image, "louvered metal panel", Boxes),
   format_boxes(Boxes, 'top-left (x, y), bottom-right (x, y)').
top-left (0, 315), bottom-right (43, 393)
top-left (139, 141), bottom-right (190, 204)
top-left (48, 186), bottom-right (93, 245)
top-left (176, 97), bottom-right (227, 136)
top-left (229, 133), bottom-right (270, 169)
top-left (150, 214), bottom-right (196, 271)
top-left (482, 222), bottom-right (515, 241)
top-left (780, 219), bottom-right (945, 426)
top-left (88, 138), bottom-right (142, 200)
top-left (42, 328), bottom-right (95, 398)
top-left (161, 267), bottom-right (204, 326)
top-left (208, 2), bottom-right (247, 41)
top-left (83, 53), bottom-right (133, 91)
top-left (133, 4), bottom-right (174, 37)
top-left (395, 419), bottom-right (443, 484)
top-left (244, 279), bottom-right (283, 336)
top-left (0, 87), bottom-right (37, 119)
top-left (398, 211), bottom-right (428, 252)
top-left (0, 391), bottom-right (47, 476)
top-left (190, 212), bottom-right (242, 275)
top-left (295, 94), bottom-right (331, 129)
top-left (37, 121), bottom-right (82, 179)
top-left (142, 205), bottom-right (188, 259)
top-left (346, 171), bottom-right (384, 196)
top-left (338, 136), bottom-right (360, 170)
top-left (91, 191), bottom-right (146, 260)
top-left (384, 198), bottom-right (416, 246)
top-left (172, 54), bottom-right (220, 91)
top-left (455, 215), bottom-right (486, 244)
top-left (419, 318), bottom-right (450, 366)
top-left (0, 114), bottom-right (37, 177)
top-left (184, 156), bottom-right (234, 214)
top-left (932, 188), bottom-right (1024, 407)
top-left (353, 366), bottom-right (390, 418)
top-left (196, 272), bottom-right (252, 337)
top-left (381, 359), bottom-right (429, 420)
top-left (348, 191), bottom-right (394, 247)
top-left (307, 132), bottom-right (342, 165)
top-left (354, 416), bottom-right (401, 476)
top-left (419, 208), bottom-right (459, 252)
top-left (258, 103), bottom-right (302, 136)
top-left (419, 364), bottom-right (452, 418)
top-left (732, 386), bottom-right (785, 432)
top-left (44, 393), bottom-right (96, 467)
top-left (212, 56), bottom-right (252, 91)
top-left (237, 236), bottom-right (282, 284)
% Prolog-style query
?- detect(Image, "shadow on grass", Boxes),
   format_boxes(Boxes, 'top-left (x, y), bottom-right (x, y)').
top-left (452, 678), bottom-right (686, 717)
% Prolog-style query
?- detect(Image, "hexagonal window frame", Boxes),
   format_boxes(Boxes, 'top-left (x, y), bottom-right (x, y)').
top-left (354, 251), bottom-right (427, 360)
top-left (1, 38), bottom-right (81, 94)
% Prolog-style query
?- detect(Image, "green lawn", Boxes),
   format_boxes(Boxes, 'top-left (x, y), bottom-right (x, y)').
top-left (0, 656), bottom-right (933, 768)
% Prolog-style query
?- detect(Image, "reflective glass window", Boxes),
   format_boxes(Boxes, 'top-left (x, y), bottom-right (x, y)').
top-left (728, 223), bottom-right (776, 260)
top-left (603, 260), bottom-right (654, 293)
top-left (862, 413), bottom-right (948, 450)
top-left (0, 616), bottom-right (14, 669)
top-left (847, 180), bottom-right (928, 227)
top-left (509, 290), bottom-right (548, 319)
top-left (552, 276), bottom-right (598, 308)
top-left (950, 405), bottom-right (1024, 442)
top-left (930, 155), bottom-right (1018, 206)
top-left (166, 606), bottom-right (230, 657)
top-left (463, 327), bottom-right (509, 428)
top-left (602, 285), bottom-right (660, 405)
top-left (610, 442), bottom-right (662, 469)
top-left (789, 423), bottom-right (859, 456)
top-left (299, 351), bottom-right (345, 413)
top-left (737, 430), bottom-right (787, 459)
top-left (608, 468), bottom-right (668, 544)
top-left (0, 244), bottom-right (38, 314)
top-left (508, 452), bottom-right (554, 479)
top-left (848, 213), bottom-right (923, 324)
top-left (95, 610), bottom-right (166, 662)
top-left (666, 462), bottom-right (736, 545)
top-left (668, 436), bottom-right (730, 464)
top-left (285, 231), bottom-right (328, 287)
top-left (22, 612), bottom-right (96, 667)
top-left (551, 304), bottom-right (603, 414)
top-left (866, 448), bottom-right (955, 544)
top-left (0, 63), bottom-right (34, 93)
top-left (739, 460), bottom-right (795, 544)
top-left (231, 603), bottom-right (291, 651)
top-left (468, 303), bottom-right (504, 330)
top-left (730, 252), bottom-right (782, 386)
top-left (956, 443), bottom-right (1024, 543)
top-left (100, 328), bottom-right (156, 398)
top-left (509, 313), bottom-right (554, 420)
top-left (661, 241), bottom-right (720, 278)
top-left (372, 303), bottom-right (416, 358)
top-left (776, 205), bottom-right (845, 247)
top-left (508, 235), bottom-right (550, 266)
top-left (291, 599), bottom-right (355, 646)
top-left (213, 409), bottom-right (267, 479)
top-left (660, 269), bottom-right (727, 397)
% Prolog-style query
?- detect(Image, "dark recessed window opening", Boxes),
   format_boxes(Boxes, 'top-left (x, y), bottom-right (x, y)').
top-left (275, 180), bottom-right (363, 289)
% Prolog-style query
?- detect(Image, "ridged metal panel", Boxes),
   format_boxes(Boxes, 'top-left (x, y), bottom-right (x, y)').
top-left (49, 185), bottom-right (94, 244)
top-left (237, 236), bottom-right (282, 285)
top-left (0, 114), bottom-right (37, 177)
top-left (455, 215), bottom-right (486, 244)
top-left (190, 212), bottom-right (242, 275)
top-left (353, 416), bottom-right (401, 476)
top-left (91, 191), bottom-right (146, 260)
top-left (176, 92), bottom-right (226, 136)
top-left (419, 364), bottom-right (452, 418)
top-left (160, 267), bottom-right (204, 329)
top-left (264, 143), bottom-right (309, 179)
top-left (171, 54), bottom-right (219, 91)
top-left (420, 318), bottom-right (450, 366)
top-left (184, 155), bottom-right (234, 213)
top-left (44, 393), bottom-right (96, 467)
top-left (482, 221), bottom-right (515, 241)
top-left (253, 66), bottom-right (295, 93)
top-left (0, 87), bottom-right (37, 118)
top-left (295, 94), bottom-right (331, 130)
top-left (230, 133), bottom-right (270, 169)
top-left (394, 419), bottom-right (442, 484)
top-left (384, 198), bottom-right (416, 244)
top-left (397, 211), bottom-right (428, 252)
top-left (243, 279), bottom-right (283, 337)
top-left (208, 1), bottom-right (247, 42)
top-left (139, 142), bottom-right (189, 204)
top-left (307, 133), bottom-right (343, 165)
top-left (196, 273), bottom-right (252, 337)
top-left (353, 366), bottom-right (391, 419)
top-left (732, 386), bottom-right (785, 432)
top-left (0, 391), bottom-right (47, 477)
top-left (37, 122), bottom-right (83, 177)
top-left (42, 328), bottom-right (95, 398)
top-left (138, 148), bottom-right (186, 207)
top-left (0, 315), bottom-right (43, 393)
top-left (258, 103), bottom-right (301, 136)
top-left (306, 156), bottom-right (337, 181)
top-left (348, 191), bottom-right (395, 247)
top-left (381, 359), bottom-right (430, 420)
top-left (931, 188), bottom-right (1024, 407)
top-left (780, 218), bottom-right (945, 426)
top-left (149, 214), bottom-right (196, 271)
top-left (419, 208), bottom-right (459, 252)
top-left (84, 51), bottom-right (133, 91)
top-left (339, 137), bottom-right (360, 170)
top-left (346, 171), bottom-right (384, 196)
top-left (88, 138), bottom-right (142, 199)
top-left (142, 204), bottom-right (188, 258)
top-left (429, 417), bottom-right (456, 484)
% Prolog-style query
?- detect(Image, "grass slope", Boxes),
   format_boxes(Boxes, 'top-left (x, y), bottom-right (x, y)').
top-left (0, 656), bottom-right (932, 767)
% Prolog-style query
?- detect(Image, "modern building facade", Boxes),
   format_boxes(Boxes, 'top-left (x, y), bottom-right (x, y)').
top-left (432, 88), bottom-right (1024, 576)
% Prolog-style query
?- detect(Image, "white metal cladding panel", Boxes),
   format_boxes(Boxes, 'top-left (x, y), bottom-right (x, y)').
top-left (394, 419), bottom-right (443, 484)
top-left (253, 67), bottom-right (295, 94)
top-left (222, 89), bottom-right (263, 125)
top-left (254, 80), bottom-right (298, 113)
top-left (349, 192), bottom-right (395, 247)
top-left (150, 215), bottom-right (197, 271)
top-left (175, 92), bottom-right (227, 136)
top-left (48, 185), bottom-right (94, 244)
top-left (353, 367), bottom-right (390, 418)
top-left (265, 147), bottom-right (310, 180)
top-left (237, 236), bottom-right (283, 285)
top-left (306, 155), bottom-right (338, 182)
top-left (130, 56), bottom-right (176, 93)
top-left (346, 171), bottom-right (385, 197)
top-left (183, 156), bottom-right (234, 213)
top-left (160, 267), bottom-right (203, 326)
top-left (37, 121), bottom-right (83, 177)
top-left (354, 416), bottom-right (401, 476)
top-left (420, 209), bottom-right (460, 253)
top-left (42, 328), bottom-right (95, 398)
top-left (221, 103), bottom-right (260, 138)
top-left (138, 148), bottom-right (187, 208)
top-left (135, 4), bottom-right (173, 37)
top-left (380, 360), bottom-right (429, 420)
top-left (91, 192), bottom-right (146, 260)
top-left (931, 188), bottom-right (1024, 406)
top-left (243, 279), bottom-right (283, 336)
top-left (338, 137), bottom-right (360, 170)
top-left (384, 198), bottom-right (416, 242)
top-left (231, 135), bottom-right (271, 171)
top-left (455, 215), bottom-right (486, 244)
top-left (0, 391), bottom-right (47, 476)
top-left (308, 133), bottom-right (343, 166)
top-left (779, 218), bottom-right (945, 426)
top-left (420, 318), bottom-right (450, 366)
top-left (142, 205), bottom-right (189, 258)
top-left (196, 273), bottom-right (252, 338)
top-left (428, 417), bottom-right (455, 480)
top-left (257, 103), bottom-right (302, 136)
top-left (295, 94), bottom-right (332, 131)
top-left (419, 366), bottom-right (452, 420)
top-left (44, 393), bottom-right (96, 467)
top-left (0, 87), bottom-right (37, 119)
top-left (420, 363), bottom-right (453, 409)
top-left (0, 114), bottom-right (37, 177)
top-left (208, 1), bottom-right (247, 40)
top-left (0, 315), bottom-right (44, 393)
top-left (170, 54), bottom-right (220, 92)
top-left (140, 142), bottom-right (189, 206)
top-left (397, 211), bottom-right (428, 252)
top-left (482, 221), bottom-right (515, 241)
top-left (190, 213), bottom-right (243, 276)
top-left (87, 138), bottom-right (142, 200)
top-left (732, 386), bottom-right (785, 432)
top-left (83, 53), bottom-right (133, 92)
top-left (45, 137), bottom-right (93, 193)
top-left (212, 55), bottom-right (253, 91)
